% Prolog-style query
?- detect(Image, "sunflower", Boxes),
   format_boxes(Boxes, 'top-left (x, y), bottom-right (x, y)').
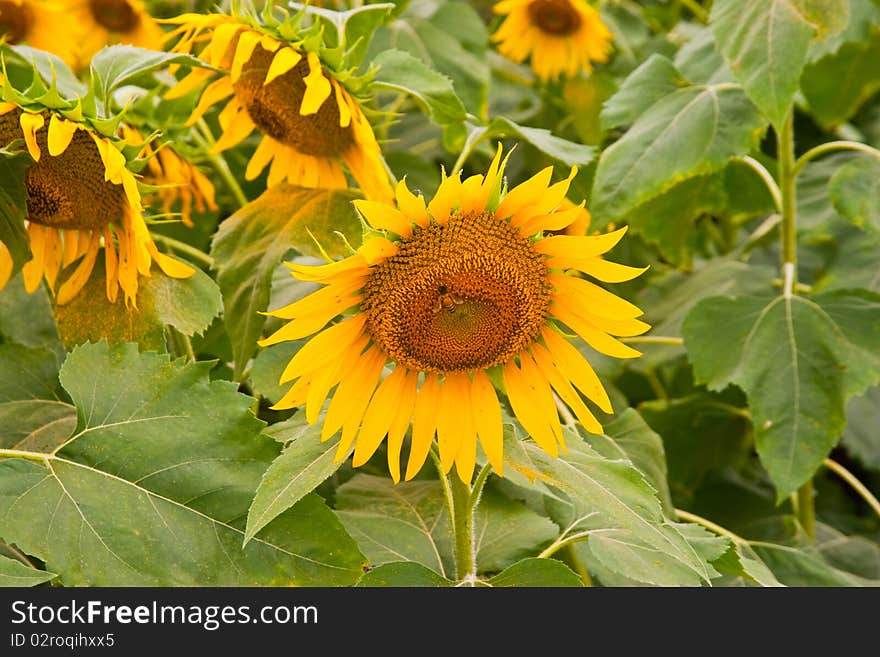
top-left (164, 12), bottom-right (393, 202)
top-left (492, 0), bottom-right (613, 81)
top-left (60, 0), bottom-right (164, 70)
top-left (0, 0), bottom-right (78, 65)
top-left (120, 125), bottom-right (217, 227)
top-left (259, 147), bottom-right (650, 483)
top-left (0, 101), bottom-right (194, 305)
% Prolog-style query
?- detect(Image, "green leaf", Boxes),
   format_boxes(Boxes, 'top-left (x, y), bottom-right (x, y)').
top-left (0, 148), bottom-right (32, 280)
top-left (0, 400), bottom-right (75, 451)
top-left (0, 342), bottom-right (364, 585)
top-left (813, 227), bottom-right (880, 293)
top-left (245, 415), bottom-right (349, 543)
top-left (601, 54), bottom-right (686, 132)
top-left (802, 33), bottom-right (880, 129)
top-left (0, 344), bottom-right (64, 403)
top-left (210, 185), bottom-right (362, 380)
top-left (503, 428), bottom-right (716, 584)
top-left (590, 84), bottom-right (764, 221)
top-left (682, 291), bottom-right (880, 498)
top-left (0, 554), bottom-right (56, 587)
top-left (335, 474), bottom-right (455, 578)
top-left (585, 409), bottom-right (674, 515)
top-left (371, 49), bottom-right (467, 125)
top-left (842, 385), bottom-right (880, 469)
top-left (754, 541), bottom-right (877, 585)
top-left (373, 2), bottom-right (489, 116)
top-left (52, 259), bottom-right (222, 351)
top-left (473, 486), bottom-right (558, 574)
top-left (357, 562), bottom-right (451, 587)
top-left (710, 0), bottom-right (849, 127)
top-left (1, 44), bottom-right (87, 102)
top-left (487, 558), bottom-right (582, 587)
top-left (829, 155), bottom-right (880, 233)
top-left (250, 342), bottom-right (301, 405)
top-left (89, 47), bottom-right (207, 112)
top-left (673, 28), bottom-right (735, 85)
top-left (481, 117), bottom-right (596, 168)
top-left (0, 273), bottom-right (61, 349)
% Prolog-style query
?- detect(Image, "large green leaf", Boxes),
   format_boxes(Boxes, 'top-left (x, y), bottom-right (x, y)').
top-left (0, 400), bottom-right (75, 451)
top-left (357, 562), bottom-right (451, 587)
top-left (486, 558), bottom-right (582, 587)
top-left (476, 117), bottom-right (596, 167)
top-left (710, 0), bottom-right (849, 127)
top-left (842, 385), bottom-right (880, 469)
top-left (372, 2), bottom-right (488, 116)
top-left (371, 49), bottom-right (467, 125)
top-left (334, 474), bottom-right (454, 578)
top-left (590, 84), bottom-right (764, 221)
top-left (0, 554), bottom-right (56, 587)
top-left (245, 415), bottom-right (350, 543)
top-left (53, 259), bottom-right (222, 351)
top-left (0, 148), bottom-right (32, 280)
top-left (682, 291), bottom-right (880, 498)
top-left (0, 342), bottom-right (365, 585)
top-left (0, 345), bottom-right (65, 403)
top-left (0, 273), bottom-right (60, 349)
top-left (600, 54), bottom-right (686, 132)
top-left (802, 32), bottom-right (880, 129)
top-left (828, 155), bottom-right (880, 233)
top-left (210, 185), bottom-right (361, 380)
top-left (502, 428), bottom-right (716, 584)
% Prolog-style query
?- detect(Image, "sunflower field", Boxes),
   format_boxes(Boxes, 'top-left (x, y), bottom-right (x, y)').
top-left (1, 0), bottom-right (879, 590)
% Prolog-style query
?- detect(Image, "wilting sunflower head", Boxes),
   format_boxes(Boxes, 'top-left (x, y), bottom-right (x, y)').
top-left (0, 0), bottom-right (77, 65)
top-left (258, 146), bottom-right (650, 484)
top-left (0, 100), bottom-right (193, 305)
top-left (120, 125), bottom-right (217, 228)
top-left (61, 0), bottom-right (164, 70)
top-left (492, 0), bottom-right (613, 81)
top-left (164, 9), bottom-right (393, 202)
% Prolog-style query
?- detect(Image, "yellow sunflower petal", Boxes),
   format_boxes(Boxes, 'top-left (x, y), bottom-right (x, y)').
top-left (185, 77), bottom-right (235, 127)
top-left (353, 367), bottom-right (409, 468)
top-left (395, 178), bottom-right (430, 228)
top-left (437, 371), bottom-right (473, 474)
top-left (540, 326), bottom-right (613, 414)
top-left (56, 232), bottom-right (101, 305)
top-left (21, 224), bottom-right (46, 293)
top-left (230, 30), bottom-right (262, 82)
top-left (531, 343), bottom-right (603, 434)
top-left (354, 200), bottom-right (412, 238)
top-left (387, 370), bottom-right (419, 483)
top-left (552, 302), bottom-right (643, 359)
top-left (550, 273), bottom-right (644, 319)
top-left (471, 369), bottom-right (504, 474)
top-left (265, 47), bottom-right (302, 86)
top-left (406, 373), bottom-right (441, 480)
top-left (502, 356), bottom-right (559, 457)
top-left (534, 226), bottom-right (629, 259)
top-left (47, 115), bottom-right (78, 157)
top-left (276, 314), bottom-right (367, 383)
top-left (300, 52), bottom-right (332, 115)
top-left (333, 80), bottom-right (352, 128)
top-left (495, 167), bottom-right (553, 221)
top-left (359, 236), bottom-right (398, 264)
top-left (19, 112), bottom-right (45, 161)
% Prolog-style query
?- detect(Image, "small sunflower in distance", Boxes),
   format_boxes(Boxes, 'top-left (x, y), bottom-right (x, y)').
top-left (492, 0), bottom-right (612, 81)
top-left (259, 147), bottom-right (650, 483)
top-left (0, 101), bottom-right (193, 305)
top-left (164, 10), bottom-right (393, 202)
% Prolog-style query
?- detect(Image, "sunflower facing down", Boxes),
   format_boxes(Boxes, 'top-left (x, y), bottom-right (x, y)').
top-left (492, 0), bottom-right (613, 81)
top-left (0, 0), bottom-right (78, 65)
top-left (259, 147), bottom-right (650, 484)
top-left (164, 12), bottom-right (394, 202)
top-left (0, 102), bottom-right (193, 305)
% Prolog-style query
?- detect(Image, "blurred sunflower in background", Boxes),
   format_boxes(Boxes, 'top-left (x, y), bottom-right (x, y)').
top-left (0, 100), bottom-right (193, 305)
top-left (120, 125), bottom-right (217, 227)
top-left (62, 0), bottom-right (164, 69)
top-left (492, 0), bottom-right (613, 81)
top-left (0, 0), bottom-right (78, 65)
top-left (164, 9), bottom-right (394, 202)
top-left (259, 147), bottom-right (649, 483)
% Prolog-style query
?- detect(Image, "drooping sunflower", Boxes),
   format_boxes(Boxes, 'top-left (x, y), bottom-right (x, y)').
top-left (259, 147), bottom-right (650, 483)
top-left (0, 0), bottom-right (78, 65)
top-left (120, 125), bottom-right (217, 227)
top-left (492, 0), bottom-right (613, 81)
top-left (164, 10), bottom-right (393, 202)
top-left (60, 0), bottom-right (164, 70)
top-left (0, 101), bottom-right (194, 305)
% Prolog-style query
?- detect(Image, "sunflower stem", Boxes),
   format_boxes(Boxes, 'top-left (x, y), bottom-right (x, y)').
top-left (450, 473), bottom-right (478, 584)
top-left (777, 109), bottom-right (816, 541)
top-left (151, 233), bottom-right (214, 268)
top-left (194, 120), bottom-right (249, 208)
top-left (823, 458), bottom-right (880, 520)
top-left (792, 140), bottom-right (880, 177)
top-left (620, 335), bottom-right (683, 345)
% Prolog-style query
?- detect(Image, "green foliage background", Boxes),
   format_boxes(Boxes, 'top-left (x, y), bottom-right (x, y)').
top-left (1, 0), bottom-right (879, 587)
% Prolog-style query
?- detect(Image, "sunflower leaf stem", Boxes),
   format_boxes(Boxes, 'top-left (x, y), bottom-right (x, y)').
top-left (792, 140), bottom-right (880, 177)
top-left (169, 327), bottom-right (197, 362)
top-left (450, 472), bottom-right (478, 584)
top-left (151, 233), bottom-right (214, 268)
top-left (3, 542), bottom-right (38, 570)
top-left (675, 0), bottom-right (709, 23)
top-left (537, 530), bottom-right (593, 558)
top-left (621, 335), bottom-right (683, 345)
top-left (450, 127), bottom-right (488, 176)
top-left (468, 463), bottom-right (492, 515)
top-left (0, 448), bottom-right (49, 464)
top-left (736, 156), bottom-right (783, 212)
top-left (193, 120), bottom-right (249, 208)
top-left (560, 543), bottom-right (592, 586)
top-left (777, 108), bottom-right (816, 540)
top-left (822, 458), bottom-right (880, 520)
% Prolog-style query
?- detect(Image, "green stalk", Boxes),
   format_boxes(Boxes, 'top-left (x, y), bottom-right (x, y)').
top-left (450, 474), bottom-right (477, 584)
top-left (777, 109), bottom-right (815, 541)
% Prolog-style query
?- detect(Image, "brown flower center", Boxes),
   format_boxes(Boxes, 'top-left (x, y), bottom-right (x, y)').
top-left (528, 0), bottom-right (582, 36)
top-left (233, 45), bottom-right (355, 158)
top-left (88, 0), bottom-right (139, 33)
top-left (0, 0), bottom-right (33, 43)
top-left (362, 210), bottom-right (552, 373)
top-left (0, 111), bottom-right (128, 231)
